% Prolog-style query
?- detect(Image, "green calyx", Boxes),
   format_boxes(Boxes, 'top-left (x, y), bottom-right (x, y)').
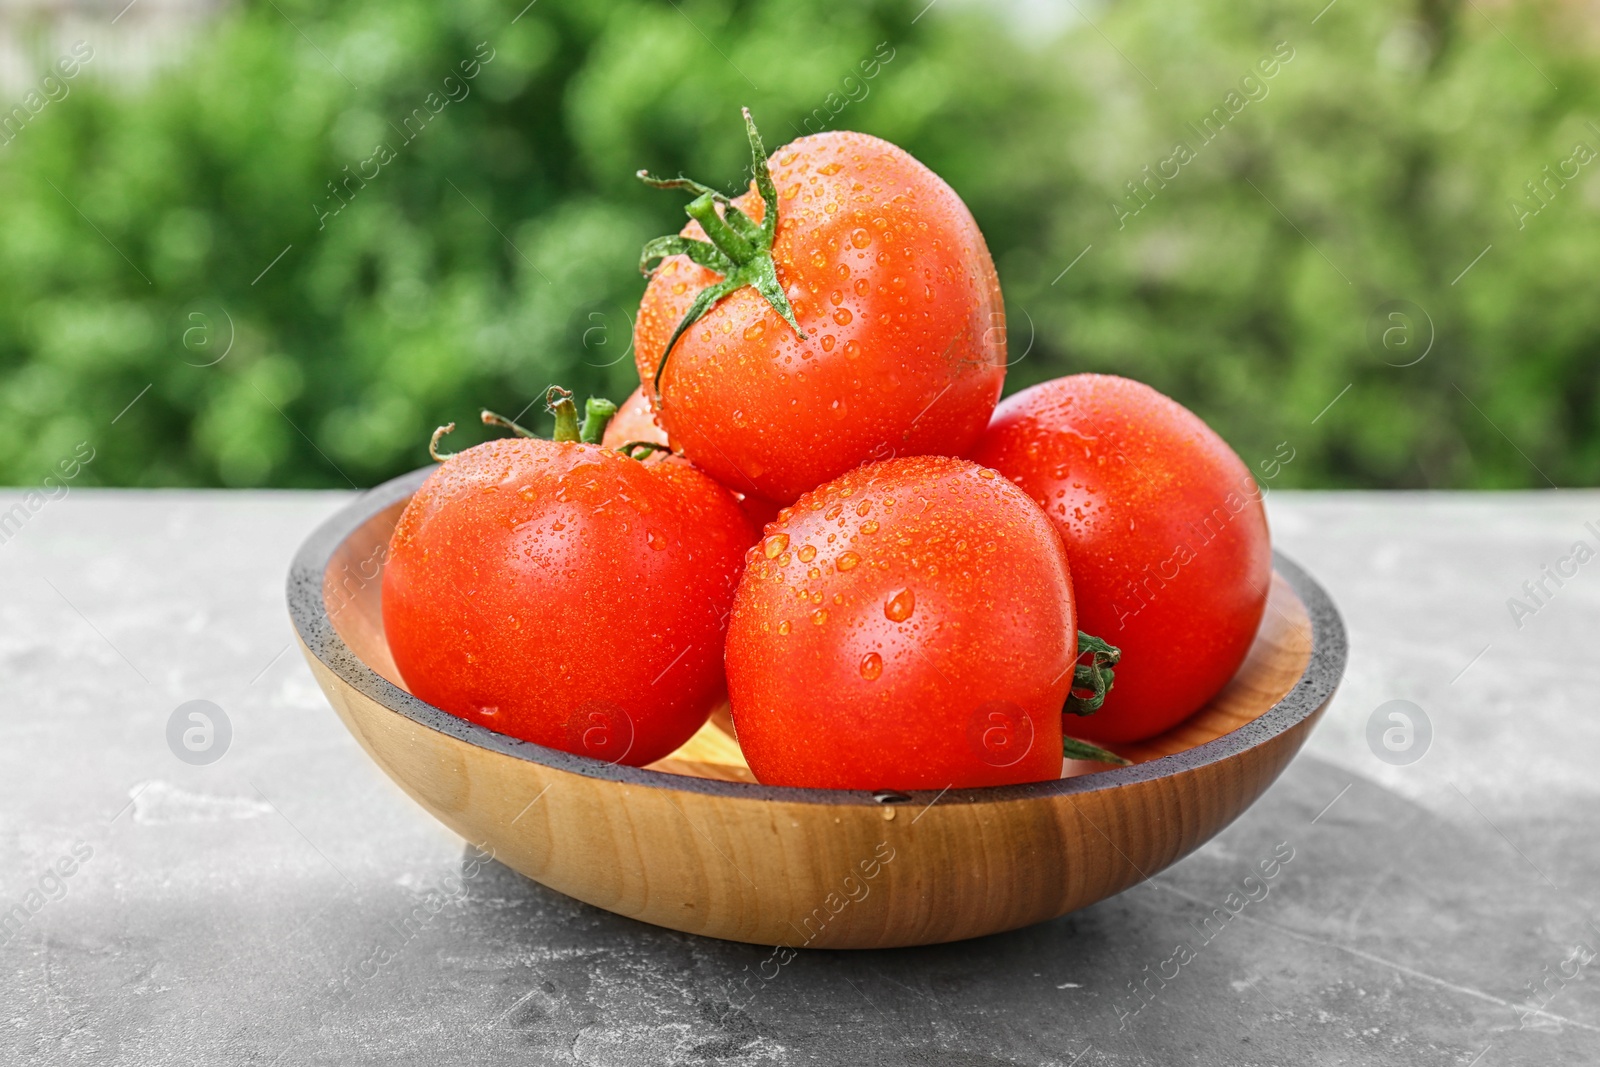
top-left (428, 422), bottom-right (457, 462)
top-left (456, 387), bottom-right (617, 455)
top-left (579, 397), bottom-right (618, 444)
top-left (1065, 631), bottom-right (1121, 717)
top-left (1056, 631), bottom-right (1129, 765)
top-left (1062, 735), bottom-right (1131, 767)
top-left (637, 106), bottom-right (806, 393)
top-left (618, 440), bottom-right (674, 461)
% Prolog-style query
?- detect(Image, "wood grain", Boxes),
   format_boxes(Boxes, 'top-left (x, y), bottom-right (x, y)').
top-left (295, 488), bottom-right (1338, 948)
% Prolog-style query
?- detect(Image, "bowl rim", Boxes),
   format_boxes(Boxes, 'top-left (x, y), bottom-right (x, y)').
top-left (288, 465), bottom-right (1346, 809)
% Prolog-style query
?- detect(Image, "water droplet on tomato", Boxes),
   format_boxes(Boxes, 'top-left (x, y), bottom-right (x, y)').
top-left (811, 608), bottom-right (829, 625)
top-left (797, 545), bottom-right (817, 563)
top-left (850, 228), bottom-right (872, 248)
top-left (861, 520), bottom-right (880, 535)
top-left (836, 551), bottom-right (860, 571)
top-left (763, 533), bottom-right (790, 558)
top-left (859, 652), bottom-right (883, 680)
top-left (854, 278), bottom-right (871, 297)
top-left (829, 290), bottom-right (844, 306)
top-left (884, 588), bottom-right (915, 622)
top-left (778, 620), bottom-right (791, 636)
top-left (743, 322), bottom-right (765, 341)
top-left (646, 529), bottom-right (667, 551)
top-left (833, 307), bottom-right (852, 326)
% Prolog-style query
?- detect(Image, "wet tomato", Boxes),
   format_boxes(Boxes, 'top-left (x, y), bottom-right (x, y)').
top-left (600, 386), bottom-right (669, 451)
top-left (603, 385), bottom-right (780, 531)
top-left (973, 374), bottom-right (1271, 743)
top-left (633, 110), bottom-right (1006, 504)
top-left (725, 455), bottom-right (1120, 790)
top-left (382, 390), bottom-right (756, 766)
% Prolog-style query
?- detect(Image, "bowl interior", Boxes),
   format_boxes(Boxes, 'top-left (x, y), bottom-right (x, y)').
top-left (317, 479), bottom-right (1316, 786)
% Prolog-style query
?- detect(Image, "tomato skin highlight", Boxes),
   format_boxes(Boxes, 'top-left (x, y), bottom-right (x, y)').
top-left (381, 438), bottom-right (756, 766)
top-left (634, 130), bottom-right (1006, 504)
top-left (726, 455), bottom-right (1077, 790)
top-left (973, 375), bottom-right (1271, 743)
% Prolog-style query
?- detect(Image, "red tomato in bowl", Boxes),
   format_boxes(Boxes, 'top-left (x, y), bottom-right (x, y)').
top-left (633, 111), bottom-right (1006, 504)
top-left (973, 375), bottom-right (1271, 743)
top-left (726, 455), bottom-right (1116, 790)
top-left (600, 386), bottom-right (669, 451)
top-left (603, 385), bottom-right (780, 531)
top-left (382, 392), bottom-right (756, 766)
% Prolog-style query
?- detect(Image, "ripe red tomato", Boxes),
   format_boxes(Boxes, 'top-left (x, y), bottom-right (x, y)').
top-left (603, 385), bottom-right (781, 531)
top-left (382, 391), bottom-right (756, 766)
top-left (973, 375), bottom-right (1271, 743)
top-left (726, 455), bottom-right (1116, 790)
top-left (600, 386), bottom-right (669, 451)
top-left (633, 110), bottom-right (1006, 504)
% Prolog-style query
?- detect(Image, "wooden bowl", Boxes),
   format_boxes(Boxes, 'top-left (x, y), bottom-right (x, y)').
top-left (288, 468), bottom-right (1345, 949)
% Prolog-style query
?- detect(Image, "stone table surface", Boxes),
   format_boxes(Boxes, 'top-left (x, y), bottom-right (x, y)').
top-left (2, 488), bottom-right (1599, 1067)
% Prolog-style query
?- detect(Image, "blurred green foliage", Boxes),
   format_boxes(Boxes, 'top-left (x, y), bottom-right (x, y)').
top-left (0, 0), bottom-right (1596, 490)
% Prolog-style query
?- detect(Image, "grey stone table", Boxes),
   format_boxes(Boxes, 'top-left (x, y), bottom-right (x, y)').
top-left (2, 488), bottom-right (1598, 1067)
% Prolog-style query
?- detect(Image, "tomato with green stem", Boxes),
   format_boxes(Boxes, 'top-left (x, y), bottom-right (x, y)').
top-left (382, 388), bottom-right (757, 766)
top-left (725, 455), bottom-right (1124, 790)
top-left (632, 109), bottom-right (1007, 504)
top-left (973, 374), bottom-right (1271, 743)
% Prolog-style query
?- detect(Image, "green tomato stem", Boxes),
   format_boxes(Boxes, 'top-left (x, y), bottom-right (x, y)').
top-left (636, 107), bottom-right (806, 395)
top-left (580, 397), bottom-right (618, 444)
top-left (1062, 735), bottom-right (1132, 766)
top-left (544, 386), bottom-right (581, 442)
top-left (428, 422), bottom-right (457, 462)
top-left (1065, 630), bottom-right (1121, 716)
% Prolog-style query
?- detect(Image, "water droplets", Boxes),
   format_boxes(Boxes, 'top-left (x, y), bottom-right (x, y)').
top-left (859, 652), bottom-right (883, 681)
top-left (884, 588), bottom-right (915, 622)
top-left (763, 533), bottom-right (790, 559)
top-left (797, 544), bottom-right (817, 563)
top-left (836, 551), bottom-right (860, 572)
